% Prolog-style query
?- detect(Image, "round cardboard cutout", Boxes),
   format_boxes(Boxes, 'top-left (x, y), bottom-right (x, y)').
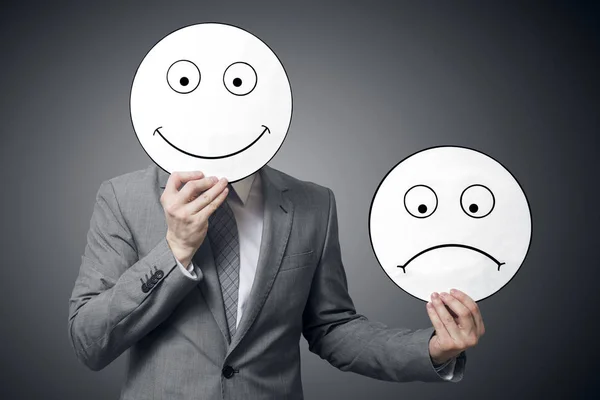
top-left (369, 146), bottom-right (532, 302)
top-left (130, 23), bottom-right (292, 182)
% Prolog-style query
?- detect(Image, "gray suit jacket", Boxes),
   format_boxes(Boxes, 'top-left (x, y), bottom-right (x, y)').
top-left (68, 164), bottom-right (466, 400)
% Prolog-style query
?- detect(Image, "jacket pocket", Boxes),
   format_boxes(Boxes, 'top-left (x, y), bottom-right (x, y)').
top-left (279, 250), bottom-right (315, 272)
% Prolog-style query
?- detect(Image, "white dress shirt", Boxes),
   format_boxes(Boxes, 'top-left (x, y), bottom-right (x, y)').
top-left (172, 171), bottom-right (456, 379)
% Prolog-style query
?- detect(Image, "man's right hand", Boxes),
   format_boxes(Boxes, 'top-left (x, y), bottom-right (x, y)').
top-left (161, 171), bottom-right (229, 268)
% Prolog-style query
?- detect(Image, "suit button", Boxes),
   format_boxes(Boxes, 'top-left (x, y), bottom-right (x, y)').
top-left (149, 276), bottom-right (159, 284)
top-left (141, 283), bottom-right (149, 293)
top-left (222, 365), bottom-right (235, 379)
top-left (155, 269), bottom-right (164, 279)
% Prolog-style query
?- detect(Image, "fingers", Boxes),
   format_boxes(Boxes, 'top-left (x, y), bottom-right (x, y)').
top-left (426, 301), bottom-right (450, 340)
top-left (439, 291), bottom-right (476, 331)
top-left (195, 184), bottom-right (230, 219)
top-left (430, 292), bottom-right (461, 339)
top-left (186, 178), bottom-right (227, 219)
top-left (165, 171), bottom-right (205, 195)
top-left (178, 176), bottom-right (219, 203)
top-left (449, 288), bottom-right (485, 336)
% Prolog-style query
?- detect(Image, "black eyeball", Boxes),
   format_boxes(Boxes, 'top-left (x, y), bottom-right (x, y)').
top-left (461, 184), bottom-right (495, 218)
top-left (167, 60), bottom-right (200, 94)
top-left (223, 62), bottom-right (257, 96)
top-left (404, 185), bottom-right (437, 218)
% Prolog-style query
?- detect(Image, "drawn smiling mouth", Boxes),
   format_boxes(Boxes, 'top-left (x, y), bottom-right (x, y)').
top-left (397, 244), bottom-right (505, 273)
top-left (153, 125), bottom-right (271, 160)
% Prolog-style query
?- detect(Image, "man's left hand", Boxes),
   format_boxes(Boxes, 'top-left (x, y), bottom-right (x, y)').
top-left (426, 289), bottom-right (485, 365)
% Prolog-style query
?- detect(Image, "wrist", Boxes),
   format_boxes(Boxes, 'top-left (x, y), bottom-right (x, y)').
top-left (430, 355), bottom-right (448, 367)
top-left (428, 336), bottom-right (450, 366)
top-left (166, 235), bottom-right (194, 268)
top-left (178, 257), bottom-right (193, 269)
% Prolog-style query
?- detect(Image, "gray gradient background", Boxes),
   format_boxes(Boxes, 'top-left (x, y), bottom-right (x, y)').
top-left (1, 1), bottom-right (598, 399)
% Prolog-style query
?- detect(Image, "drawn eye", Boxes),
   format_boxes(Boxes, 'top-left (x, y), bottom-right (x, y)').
top-left (461, 184), bottom-right (495, 218)
top-left (223, 62), bottom-right (257, 96)
top-left (167, 60), bottom-right (200, 94)
top-left (404, 185), bottom-right (438, 218)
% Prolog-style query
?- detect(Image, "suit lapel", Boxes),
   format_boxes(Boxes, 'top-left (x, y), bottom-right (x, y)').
top-left (226, 165), bottom-right (293, 357)
top-left (157, 166), bottom-right (230, 345)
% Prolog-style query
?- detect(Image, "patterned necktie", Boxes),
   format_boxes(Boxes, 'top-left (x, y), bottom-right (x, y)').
top-left (207, 193), bottom-right (240, 342)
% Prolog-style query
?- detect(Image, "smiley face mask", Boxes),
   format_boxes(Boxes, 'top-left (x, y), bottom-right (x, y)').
top-left (130, 23), bottom-right (292, 182)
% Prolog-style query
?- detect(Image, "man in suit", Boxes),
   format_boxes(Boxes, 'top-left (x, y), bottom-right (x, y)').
top-left (68, 163), bottom-right (484, 399)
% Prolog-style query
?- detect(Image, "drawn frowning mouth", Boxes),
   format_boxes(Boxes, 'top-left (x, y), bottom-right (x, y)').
top-left (153, 124), bottom-right (270, 160)
top-left (397, 244), bottom-right (505, 273)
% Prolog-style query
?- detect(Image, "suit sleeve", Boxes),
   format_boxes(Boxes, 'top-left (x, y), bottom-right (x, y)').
top-left (301, 188), bottom-right (466, 382)
top-left (68, 180), bottom-right (204, 371)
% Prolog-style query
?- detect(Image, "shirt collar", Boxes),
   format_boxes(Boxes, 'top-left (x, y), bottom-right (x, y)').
top-left (229, 172), bottom-right (257, 205)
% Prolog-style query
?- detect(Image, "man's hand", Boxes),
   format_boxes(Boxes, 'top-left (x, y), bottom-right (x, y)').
top-left (426, 289), bottom-right (485, 365)
top-left (161, 171), bottom-right (229, 268)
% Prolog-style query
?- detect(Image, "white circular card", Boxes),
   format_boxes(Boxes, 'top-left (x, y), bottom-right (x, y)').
top-left (369, 146), bottom-right (532, 302)
top-left (130, 23), bottom-right (292, 182)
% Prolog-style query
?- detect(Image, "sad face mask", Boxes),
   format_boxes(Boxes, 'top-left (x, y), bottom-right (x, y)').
top-left (369, 146), bottom-right (532, 302)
